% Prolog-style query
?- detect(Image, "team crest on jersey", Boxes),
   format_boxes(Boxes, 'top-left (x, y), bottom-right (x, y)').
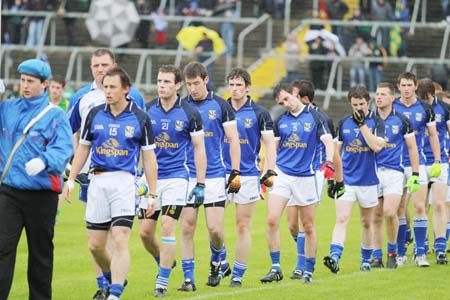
top-left (244, 118), bottom-right (253, 128)
top-left (124, 126), bottom-right (135, 137)
top-left (392, 125), bottom-right (399, 134)
top-left (175, 120), bottom-right (184, 131)
top-left (415, 113), bottom-right (423, 121)
top-left (303, 122), bottom-right (312, 132)
top-left (436, 114), bottom-right (442, 122)
top-left (208, 110), bottom-right (217, 119)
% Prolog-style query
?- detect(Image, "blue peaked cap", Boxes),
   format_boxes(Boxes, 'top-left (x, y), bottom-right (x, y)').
top-left (18, 59), bottom-right (52, 80)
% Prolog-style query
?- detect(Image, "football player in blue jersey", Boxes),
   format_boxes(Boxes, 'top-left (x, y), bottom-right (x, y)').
top-left (323, 85), bottom-right (385, 273)
top-left (178, 62), bottom-right (241, 290)
top-left (66, 49), bottom-right (147, 299)
top-left (261, 83), bottom-right (336, 284)
top-left (393, 72), bottom-right (441, 267)
top-left (64, 67), bottom-right (158, 300)
top-left (139, 65), bottom-right (207, 297)
top-left (223, 68), bottom-right (277, 287)
top-left (284, 80), bottom-right (336, 279)
top-left (417, 78), bottom-right (450, 264)
top-left (372, 82), bottom-right (420, 269)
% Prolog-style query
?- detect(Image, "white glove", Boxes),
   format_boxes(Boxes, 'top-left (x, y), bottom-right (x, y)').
top-left (25, 158), bottom-right (46, 176)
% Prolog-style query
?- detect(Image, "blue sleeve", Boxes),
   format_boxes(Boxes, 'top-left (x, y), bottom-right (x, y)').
top-left (129, 86), bottom-right (145, 109)
top-left (336, 118), bottom-right (345, 142)
top-left (218, 98), bottom-right (235, 123)
top-left (188, 108), bottom-right (204, 134)
top-left (67, 99), bottom-right (82, 133)
top-left (39, 110), bottom-right (74, 174)
top-left (255, 104), bottom-right (274, 132)
top-left (139, 112), bottom-right (155, 146)
top-left (68, 85), bottom-right (89, 111)
top-left (81, 107), bottom-right (99, 142)
top-left (273, 115), bottom-right (283, 138)
top-left (374, 115), bottom-right (385, 139)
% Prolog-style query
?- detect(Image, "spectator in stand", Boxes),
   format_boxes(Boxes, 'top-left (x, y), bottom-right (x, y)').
top-left (346, 5), bottom-right (371, 50)
top-left (307, 36), bottom-right (328, 90)
top-left (25, 0), bottom-right (56, 46)
top-left (349, 36), bottom-right (370, 87)
top-left (213, 0), bottom-right (239, 56)
top-left (368, 40), bottom-right (387, 92)
top-left (134, 0), bottom-right (151, 48)
top-left (151, 8), bottom-right (168, 48)
top-left (3, 82), bottom-right (21, 100)
top-left (8, 0), bottom-right (26, 44)
top-left (195, 32), bottom-right (215, 90)
top-left (57, 0), bottom-right (90, 46)
top-left (310, 9), bottom-right (324, 31)
top-left (393, 0), bottom-right (410, 57)
top-left (427, 64), bottom-right (449, 91)
top-left (284, 33), bottom-right (300, 83)
top-left (326, 0), bottom-right (349, 44)
top-left (371, 0), bottom-right (393, 53)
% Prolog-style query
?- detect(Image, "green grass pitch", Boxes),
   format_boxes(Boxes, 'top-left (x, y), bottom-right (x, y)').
top-left (7, 189), bottom-right (449, 300)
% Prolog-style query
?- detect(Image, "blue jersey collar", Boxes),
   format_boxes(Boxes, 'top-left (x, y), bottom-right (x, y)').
top-left (105, 99), bottom-right (133, 113)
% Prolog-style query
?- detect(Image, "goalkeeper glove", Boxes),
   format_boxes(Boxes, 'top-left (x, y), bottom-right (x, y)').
top-left (260, 169), bottom-right (277, 187)
top-left (226, 169), bottom-right (241, 194)
top-left (352, 109), bottom-right (365, 127)
top-left (429, 161), bottom-right (441, 178)
top-left (406, 172), bottom-right (420, 193)
top-left (320, 160), bottom-right (335, 180)
top-left (327, 180), bottom-right (345, 199)
top-left (189, 183), bottom-right (205, 208)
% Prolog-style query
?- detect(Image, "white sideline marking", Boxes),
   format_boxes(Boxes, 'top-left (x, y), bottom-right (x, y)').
top-left (183, 270), bottom-right (380, 300)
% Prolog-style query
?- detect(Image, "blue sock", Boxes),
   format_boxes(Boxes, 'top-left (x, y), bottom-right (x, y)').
top-left (397, 218), bottom-right (407, 256)
top-left (361, 245), bottom-right (373, 264)
top-left (414, 218), bottom-right (428, 256)
top-left (108, 283), bottom-right (124, 298)
top-left (435, 237), bottom-right (447, 254)
top-left (387, 242), bottom-right (397, 255)
top-left (96, 276), bottom-right (108, 291)
top-left (210, 242), bottom-right (221, 264)
top-left (405, 226), bottom-right (412, 242)
top-left (181, 258), bottom-right (195, 284)
top-left (446, 222), bottom-right (450, 242)
top-left (295, 232), bottom-right (305, 271)
top-left (424, 236), bottom-right (429, 254)
top-left (154, 256), bottom-right (160, 266)
top-left (305, 257), bottom-right (316, 275)
top-left (231, 260), bottom-right (247, 281)
top-left (269, 251), bottom-right (281, 271)
top-left (330, 243), bottom-right (344, 261)
top-left (102, 272), bottom-right (111, 285)
top-left (156, 266), bottom-right (172, 288)
top-left (372, 249), bottom-right (383, 261)
top-left (220, 244), bottom-right (229, 271)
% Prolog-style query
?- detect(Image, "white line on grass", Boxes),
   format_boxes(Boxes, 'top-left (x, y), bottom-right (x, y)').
top-left (183, 269), bottom-right (383, 300)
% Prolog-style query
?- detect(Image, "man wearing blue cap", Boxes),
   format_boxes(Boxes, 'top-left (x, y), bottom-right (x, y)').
top-left (0, 59), bottom-right (73, 300)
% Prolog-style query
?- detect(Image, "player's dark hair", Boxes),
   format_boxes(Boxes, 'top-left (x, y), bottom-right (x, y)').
top-left (50, 75), bottom-right (66, 87)
top-left (183, 61), bottom-right (208, 80)
top-left (103, 67), bottom-right (131, 88)
top-left (347, 85), bottom-right (370, 102)
top-left (226, 68), bottom-right (251, 86)
top-left (291, 80), bottom-right (315, 102)
top-left (417, 77), bottom-right (435, 100)
top-left (397, 71), bottom-right (417, 85)
top-left (377, 82), bottom-right (395, 95)
top-left (92, 48), bottom-right (115, 63)
top-left (273, 82), bottom-right (292, 100)
top-left (159, 65), bottom-right (182, 84)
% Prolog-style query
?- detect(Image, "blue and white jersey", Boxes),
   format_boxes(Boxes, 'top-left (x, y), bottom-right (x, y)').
top-left (423, 96), bottom-right (450, 165)
top-left (183, 91), bottom-right (236, 178)
top-left (310, 105), bottom-right (335, 171)
top-left (393, 98), bottom-right (435, 166)
top-left (376, 110), bottom-right (414, 172)
top-left (223, 96), bottom-right (273, 176)
top-left (337, 111), bottom-right (385, 186)
top-left (67, 81), bottom-right (145, 133)
top-left (80, 101), bottom-right (155, 175)
top-left (146, 97), bottom-right (204, 180)
top-left (274, 105), bottom-right (332, 177)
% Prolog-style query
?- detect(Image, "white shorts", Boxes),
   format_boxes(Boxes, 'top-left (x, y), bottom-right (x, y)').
top-left (404, 165), bottom-right (427, 186)
top-left (187, 177), bottom-right (227, 205)
top-left (287, 170), bottom-right (325, 206)
top-left (270, 168), bottom-right (319, 207)
top-left (339, 185), bottom-right (379, 208)
top-left (426, 162), bottom-right (449, 184)
top-left (86, 171), bottom-right (135, 224)
top-left (227, 175), bottom-right (260, 204)
top-left (377, 168), bottom-right (404, 197)
top-left (139, 178), bottom-right (188, 211)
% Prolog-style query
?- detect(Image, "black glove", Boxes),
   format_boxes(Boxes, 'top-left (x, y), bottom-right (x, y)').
top-left (352, 109), bottom-right (365, 127)
top-left (226, 169), bottom-right (241, 194)
top-left (327, 180), bottom-right (345, 199)
top-left (327, 180), bottom-right (335, 199)
top-left (260, 169), bottom-right (277, 187)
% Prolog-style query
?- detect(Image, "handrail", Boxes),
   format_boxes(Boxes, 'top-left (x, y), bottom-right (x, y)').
top-left (409, 0), bottom-right (420, 34)
top-left (237, 13), bottom-right (272, 68)
top-left (283, 0), bottom-right (292, 37)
